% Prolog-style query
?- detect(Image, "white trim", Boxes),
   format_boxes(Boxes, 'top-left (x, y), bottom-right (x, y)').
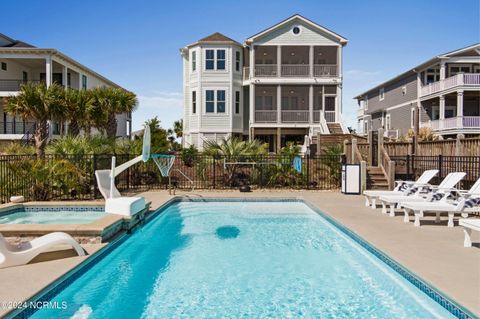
top-left (385, 99), bottom-right (417, 111)
top-left (203, 88), bottom-right (229, 115)
top-left (291, 25), bottom-right (302, 36)
top-left (203, 48), bottom-right (227, 72)
top-left (410, 107), bottom-right (415, 128)
top-left (401, 86), bottom-right (407, 96)
top-left (385, 114), bottom-right (391, 131)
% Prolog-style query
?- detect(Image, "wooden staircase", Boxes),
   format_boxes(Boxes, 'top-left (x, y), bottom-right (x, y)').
top-left (327, 123), bottom-right (344, 134)
top-left (366, 166), bottom-right (389, 190)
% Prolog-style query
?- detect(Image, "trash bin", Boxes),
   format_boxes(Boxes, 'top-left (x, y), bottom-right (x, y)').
top-left (341, 164), bottom-right (361, 195)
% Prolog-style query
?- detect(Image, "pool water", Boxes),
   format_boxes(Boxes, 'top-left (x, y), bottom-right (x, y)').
top-left (0, 210), bottom-right (105, 224)
top-left (30, 201), bottom-right (455, 318)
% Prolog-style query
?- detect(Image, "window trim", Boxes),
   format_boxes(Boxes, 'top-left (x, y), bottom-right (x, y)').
top-left (1, 62), bottom-right (6, 71)
top-left (81, 75), bottom-right (87, 90)
top-left (191, 50), bottom-right (197, 72)
top-left (401, 86), bottom-right (407, 96)
top-left (204, 48), bottom-right (227, 72)
top-left (235, 91), bottom-right (240, 114)
top-left (203, 88), bottom-right (228, 115)
top-left (385, 114), bottom-right (391, 130)
top-left (379, 88), bottom-right (385, 101)
top-left (410, 107), bottom-right (415, 128)
top-left (235, 51), bottom-right (240, 72)
top-left (216, 50), bottom-right (226, 70)
top-left (192, 91), bottom-right (196, 114)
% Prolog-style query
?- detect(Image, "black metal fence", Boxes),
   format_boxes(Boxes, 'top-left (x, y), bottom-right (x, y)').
top-left (0, 154), bottom-right (342, 203)
top-left (391, 155), bottom-right (480, 189)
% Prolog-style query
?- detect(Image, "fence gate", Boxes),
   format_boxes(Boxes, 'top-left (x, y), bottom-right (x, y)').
top-left (371, 131), bottom-right (378, 166)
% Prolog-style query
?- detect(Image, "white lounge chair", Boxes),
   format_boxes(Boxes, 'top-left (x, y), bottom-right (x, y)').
top-left (363, 169), bottom-right (438, 209)
top-left (378, 172), bottom-right (466, 217)
top-left (459, 218), bottom-right (480, 247)
top-left (95, 170), bottom-right (146, 217)
top-left (401, 179), bottom-right (480, 227)
top-left (0, 232), bottom-right (85, 269)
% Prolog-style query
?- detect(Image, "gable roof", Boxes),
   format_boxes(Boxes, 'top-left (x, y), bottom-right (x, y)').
top-left (354, 43), bottom-right (480, 99)
top-left (245, 14), bottom-right (348, 45)
top-left (0, 33), bottom-right (35, 48)
top-left (185, 32), bottom-right (242, 48)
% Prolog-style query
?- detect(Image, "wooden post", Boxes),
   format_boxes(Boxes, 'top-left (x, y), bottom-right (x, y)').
top-left (276, 127), bottom-right (281, 153)
top-left (388, 161), bottom-right (395, 190)
top-left (378, 128), bottom-right (384, 167)
top-left (317, 132), bottom-right (321, 155)
top-left (360, 160), bottom-right (367, 193)
top-left (343, 139), bottom-right (349, 163)
top-left (351, 138), bottom-right (357, 164)
top-left (455, 134), bottom-right (464, 156)
top-left (367, 130), bottom-right (373, 166)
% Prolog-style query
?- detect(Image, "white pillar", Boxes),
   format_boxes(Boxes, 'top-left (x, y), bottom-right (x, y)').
top-left (78, 73), bottom-right (82, 90)
top-left (249, 84), bottom-right (255, 137)
top-left (309, 85), bottom-right (313, 124)
top-left (250, 45), bottom-right (255, 78)
top-left (439, 95), bottom-right (445, 119)
top-left (440, 61), bottom-right (446, 80)
top-left (337, 84), bottom-right (342, 123)
top-left (45, 56), bottom-right (52, 87)
top-left (277, 45), bottom-right (281, 77)
top-left (309, 45), bottom-right (314, 77)
top-left (277, 85), bottom-right (281, 123)
top-left (62, 65), bottom-right (68, 89)
top-left (457, 90), bottom-right (464, 117)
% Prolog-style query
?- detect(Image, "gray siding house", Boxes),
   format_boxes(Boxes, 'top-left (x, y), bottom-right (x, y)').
top-left (355, 44), bottom-right (480, 138)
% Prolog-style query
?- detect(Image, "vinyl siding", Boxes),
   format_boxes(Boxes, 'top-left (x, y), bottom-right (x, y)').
top-left (388, 104), bottom-right (416, 136)
top-left (254, 20), bottom-right (340, 46)
top-left (365, 73), bottom-right (418, 114)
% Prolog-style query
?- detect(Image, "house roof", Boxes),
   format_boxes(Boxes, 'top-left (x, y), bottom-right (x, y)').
top-left (0, 33), bottom-right (35, 48)
top-left (354, 43), bottom-right (480, 99)
top-left (245, 14), bottom-right (348, 45)
top-left (185, 32), bottom-right (242, 48)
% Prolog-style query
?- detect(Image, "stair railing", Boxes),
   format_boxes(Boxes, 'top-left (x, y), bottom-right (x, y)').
top-left (379, 145), bottom-right (395, 190)
top-left (351, 138), bottom-right (367, 192)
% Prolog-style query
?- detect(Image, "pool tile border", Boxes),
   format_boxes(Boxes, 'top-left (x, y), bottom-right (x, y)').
top-left (7, 197), bottom-right (478, 319)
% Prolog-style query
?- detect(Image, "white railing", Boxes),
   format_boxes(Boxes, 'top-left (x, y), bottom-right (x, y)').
top-left (281, 64), bottom-right (310, 77)
top-left (313, 64), bottom-right (337, 77)
top-left (243, 67), bottom-right (250, 80)
top-left (421, 116), bottom-right (480, 131)
top-left (281, 110), bottom-right (309, 122)
top-left (255, 64), bottom-right (277, 77)
top-left (324, 111), bottom-right (336, 123)
top-left (313, 110), bottom-right (321, 123)
top-left (420, 73), bottom-right (480, 96)
top-left (255, 110), bottom-right (277, 123)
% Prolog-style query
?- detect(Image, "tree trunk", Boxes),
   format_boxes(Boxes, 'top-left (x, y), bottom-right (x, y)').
top-left (34, 120), bottom-right (49, 158)
top-left (106, 113), bottom-right (117, 139)
top-left (68, 120), bottom-right (81, 137)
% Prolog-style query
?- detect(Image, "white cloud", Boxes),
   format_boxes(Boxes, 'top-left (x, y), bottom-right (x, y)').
top-left (132, 92), bottom-right (183, 131)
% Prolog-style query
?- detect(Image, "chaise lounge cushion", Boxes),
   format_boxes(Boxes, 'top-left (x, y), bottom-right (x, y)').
top-left (105, 197), bottom-right (146, 216)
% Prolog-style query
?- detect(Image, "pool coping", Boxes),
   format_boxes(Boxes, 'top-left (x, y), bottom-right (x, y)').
top-left (5, 196), bottom-right (478, 319)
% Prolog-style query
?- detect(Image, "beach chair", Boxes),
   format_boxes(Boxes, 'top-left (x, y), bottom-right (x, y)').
top-left (401, 178), bottom-right (480, 227)
top-left (378, 172), bottom-right (466, 217)
top-left (363, 169), bottom-right (438, 209)
top-left (459, 219), bottom-right (480, 247)
top-left (0, 232), bottom-right (85, 269)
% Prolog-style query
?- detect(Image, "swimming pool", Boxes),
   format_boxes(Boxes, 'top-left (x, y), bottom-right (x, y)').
top-left (0, 207), bottom-right (105, 224)
top-left (25, 199), bottom-right (463, 318)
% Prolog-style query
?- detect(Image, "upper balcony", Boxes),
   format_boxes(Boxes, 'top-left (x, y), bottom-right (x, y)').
top-left (243, 45), bottom-right (340, 82)
top-left (420, 73), bottom-right (480, 98)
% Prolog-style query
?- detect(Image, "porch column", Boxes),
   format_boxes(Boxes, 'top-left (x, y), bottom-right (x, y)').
top-left (457, 90), bottom-right (464, 117)
top-left (277, 85), bottom-right (281, 123)
top-left (440, 60), bottom-right (446, 90)
top-left (250, 45), bottom-right (255, 78)
top-left (276, 127), bottom-right (281, 153)
top-left (309, 46), bottom-right (314, 77)
top-left (277, 46), bottom-right (281, 77)
top-left (45, 56), bottom-right (52, 88)
top-left (249, 84), bottom-right (255, 140)
top-left (439, 95), bottom-right (445, 130)
top-left (309, 85), bottom-right (313, 124)
top-left (62, 65), bottom-right (68, 89)
top-left (78, 73), bottom-right (82, 90)
top-left (336, 85), bottom-right (342, 123)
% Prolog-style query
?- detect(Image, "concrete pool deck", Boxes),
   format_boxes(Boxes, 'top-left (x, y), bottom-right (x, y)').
top-left (0, 190), bottom-right (478, 317)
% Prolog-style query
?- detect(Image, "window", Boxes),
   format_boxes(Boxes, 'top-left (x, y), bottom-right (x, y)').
top-left (410, 108), bottom-right (415, 128)
top-left (81, 75), bottom-right (87, 90)
top-left (206, 90), bottom-right (215, 112)
top-left (379, 88), bottom-right (385, 101)
top-left (22, 71), bottom-right (28, 82)
top-left (235, 51), bottom-right (240, 72)
top-left (216, 50), bottom-right (225, 70)
top-left (364, 98), bottom-right (368, 110)
top-left (292, 26), bottom-right (301, 35)
top-left (385, 114), bottom-right (391, 130)
top-left (1, 62), bottom-right (6, 71)
top-left (205, 50), bottom-right (215, 70)
top-left (217, 90), bottom-right (225, 113)
top-left (192, 51), bottom-right (196, 71)
top-left (192, 91), bottom-right (196, 114)
top-left (401, 86), bottom-right (407, 96)
top-left (235, 91), bottom-right (240, 114)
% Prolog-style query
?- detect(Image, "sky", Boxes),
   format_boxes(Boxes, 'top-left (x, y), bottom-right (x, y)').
top-left (3, 0), bottom-right (479, 132)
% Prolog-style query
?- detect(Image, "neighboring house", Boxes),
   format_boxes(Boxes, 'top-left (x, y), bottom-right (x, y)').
top-left (181, 14), bottom-right (348, 152)
top-left (355, 44), bottom-right (480, 139)
top-left (0, 33), bottom-right (132, 141)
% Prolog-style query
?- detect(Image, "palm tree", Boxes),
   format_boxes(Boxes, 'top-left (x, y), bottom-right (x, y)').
top-left (64, 89), bottom-right (94, 137)
top-left (5, 83), bottom-right (65, 158)
top-left (91, 87), bottom-right (138, 139)
top-left (173, 119), bottom-right (183, 139)
top-left (204, 136), bottom-right (266, 186)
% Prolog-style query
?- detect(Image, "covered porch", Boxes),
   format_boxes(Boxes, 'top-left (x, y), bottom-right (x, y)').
top-left (251, 127), bottom-right (309, 153)
top-left (420, 90), bottom-right (480, 133)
